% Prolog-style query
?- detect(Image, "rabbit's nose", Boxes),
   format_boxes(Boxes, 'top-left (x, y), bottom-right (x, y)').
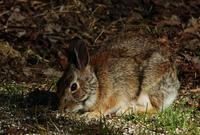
top-left (64, 108), bottom-right (69, 112)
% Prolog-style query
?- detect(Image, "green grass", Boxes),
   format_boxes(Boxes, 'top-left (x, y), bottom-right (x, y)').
top-left (0, 81), bottom-right (27, 94)
top-left (123, 100), bottom-right (199, 135)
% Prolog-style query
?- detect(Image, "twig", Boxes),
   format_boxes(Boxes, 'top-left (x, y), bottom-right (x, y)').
top-left (190, 88), bottom-right (200, 93)
top-left (0, 10), bottom-right (10, 17)
top-left (49, 117), bottom-right (60, 133)
top-left (93, 29), bottom-right (104, 45)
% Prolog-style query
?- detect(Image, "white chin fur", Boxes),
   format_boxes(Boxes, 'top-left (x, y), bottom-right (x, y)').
top-left (64, 104), bottom-right (83, 113)
top-left (84, 92), bottom-right (97, 110)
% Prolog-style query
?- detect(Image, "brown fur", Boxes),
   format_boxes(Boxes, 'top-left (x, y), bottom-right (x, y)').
top-left (56, 33), bottom-right (180, 118)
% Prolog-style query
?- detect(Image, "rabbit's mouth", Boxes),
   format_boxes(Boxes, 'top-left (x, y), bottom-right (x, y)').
top-left (63, 104), bottom-right (84, 113)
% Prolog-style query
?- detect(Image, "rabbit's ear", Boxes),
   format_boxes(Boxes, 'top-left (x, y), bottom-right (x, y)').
top-left (69, 37), bottom-right (89, 69)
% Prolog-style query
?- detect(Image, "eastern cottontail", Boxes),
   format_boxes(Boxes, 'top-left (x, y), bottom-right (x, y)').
top-left (56, 34), bottom-right (180, 118)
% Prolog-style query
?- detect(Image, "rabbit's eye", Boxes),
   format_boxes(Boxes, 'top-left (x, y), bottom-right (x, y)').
top-left (70, 83), bottom-right (78, 92)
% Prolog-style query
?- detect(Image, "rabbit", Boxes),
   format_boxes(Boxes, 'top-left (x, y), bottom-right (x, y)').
top-left (56, 34), bottom-right (180, 118)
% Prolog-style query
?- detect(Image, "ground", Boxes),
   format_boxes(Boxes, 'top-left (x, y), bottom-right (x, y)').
top-left (0, 0), bottom-right (199, 134)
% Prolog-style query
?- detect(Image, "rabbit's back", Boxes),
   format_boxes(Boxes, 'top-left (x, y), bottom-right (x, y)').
top-left (90, 41), bottom-right (179, 114)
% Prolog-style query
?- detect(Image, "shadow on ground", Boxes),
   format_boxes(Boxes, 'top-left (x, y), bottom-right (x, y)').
top-left (0, 91), bottom-right (121, 134)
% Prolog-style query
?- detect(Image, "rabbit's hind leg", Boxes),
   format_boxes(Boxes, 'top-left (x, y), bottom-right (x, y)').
top-left (136, 80), bottom-right (179, 114)
top-left (148, 71), bottom-right (179, 112)
top-left (115, 92), bottom-right (157, 116)
top-left (134, 91), bottom-right (158, 114)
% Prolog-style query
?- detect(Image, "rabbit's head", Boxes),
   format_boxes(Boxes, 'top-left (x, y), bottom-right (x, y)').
top-left (56, 38), bottom-right (98, 113)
